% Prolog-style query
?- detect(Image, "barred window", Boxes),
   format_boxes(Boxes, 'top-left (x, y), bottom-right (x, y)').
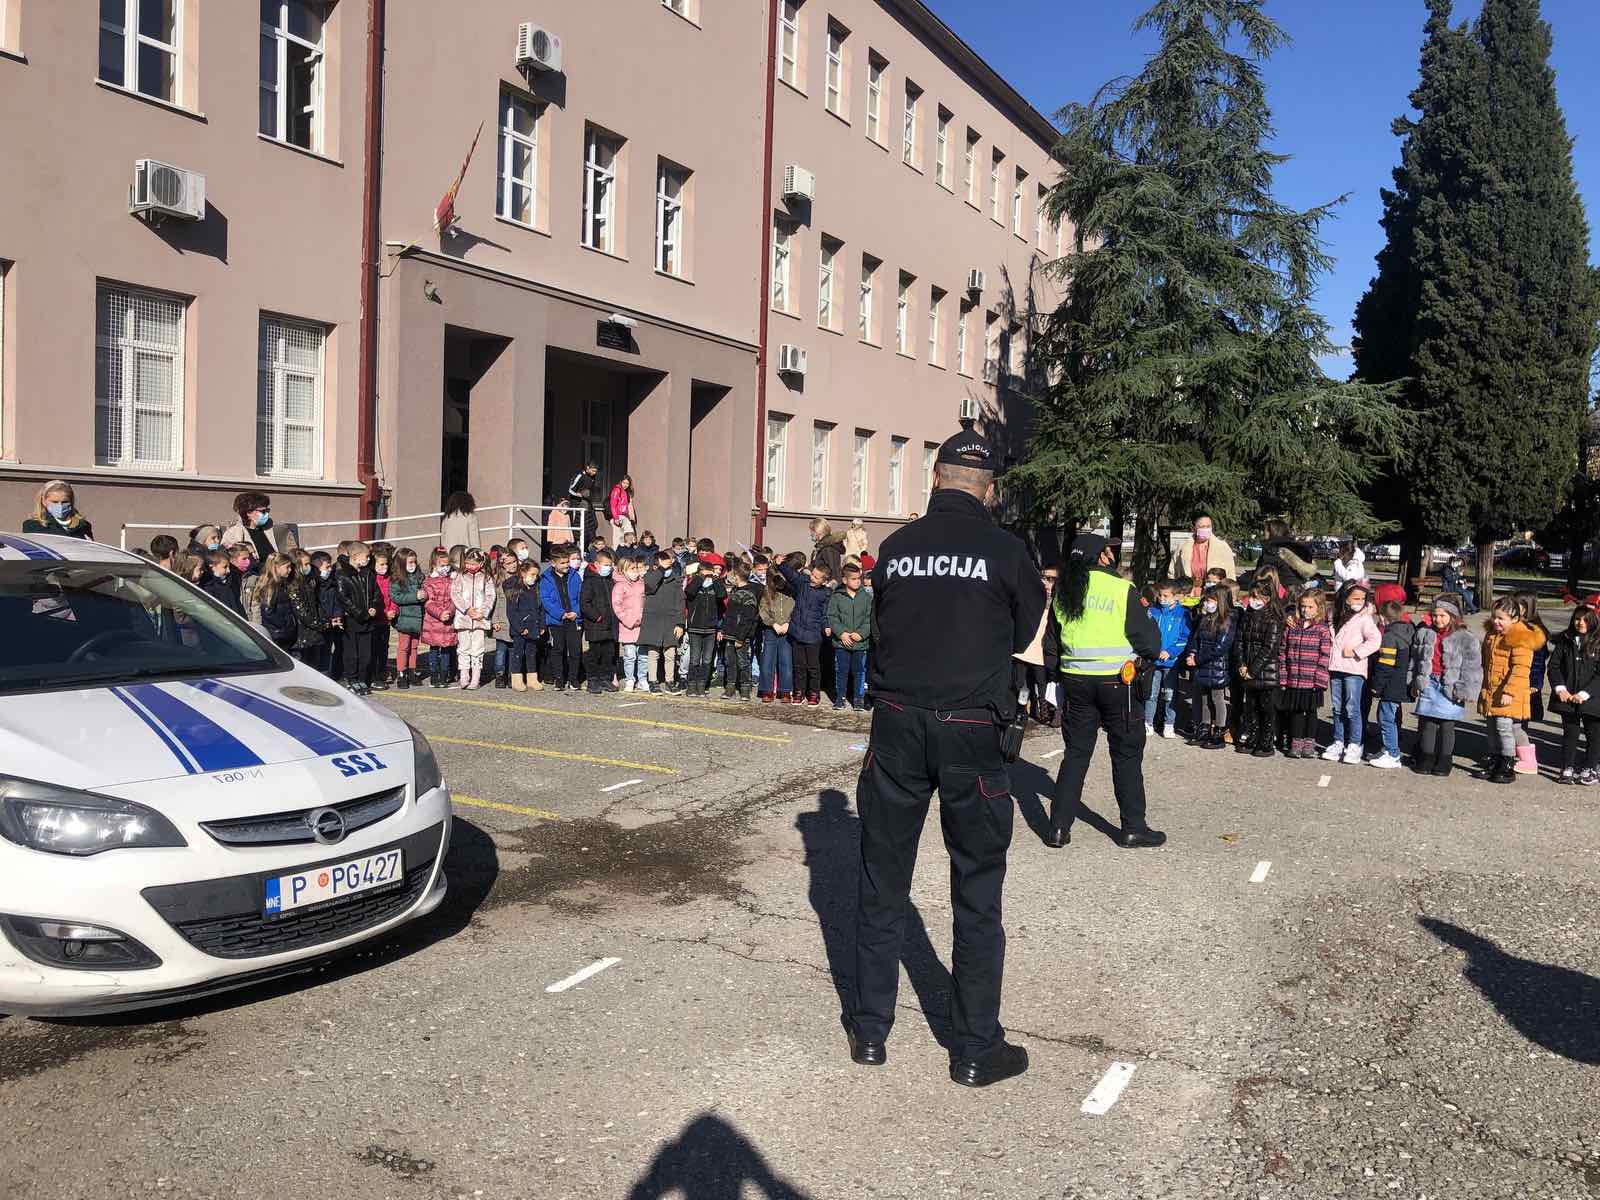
top-left (96, 285), bottom-right (184, 470)
top-left (257, 317), bottom-right (325, 476)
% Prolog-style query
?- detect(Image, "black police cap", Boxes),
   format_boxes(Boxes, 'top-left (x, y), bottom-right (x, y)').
top-left (935, 419), bottom-right (996, 471)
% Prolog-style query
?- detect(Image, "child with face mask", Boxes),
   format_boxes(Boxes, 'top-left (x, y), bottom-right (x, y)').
top-left (579, 549), bottom-right (620, 693)
top-left (335, 540), bottom-right (381, 695)
top-left (370, 551), bottom-right (397, 691)
top-left (1278, 588), bottom-right (1333, 759)
top-left (310, 551), bottom-right (343, 677)
top-left (388, 549), bottom-right (426, 689)
top-left (451, 548), bottom-right (496, 690)
top-left (1184, 585), bottom-right (1235, 749)
top-left (489, 556), bottom-right (516, 688)
top-left (421, 548), bottom-right (459, 688)
top-left (539, 550), bottom-right (585, 691)
top-left (1232, 580), bottom-right (1285, 756)
top-left (1322, 583), bottom-right (1382, 764)
top-left (611, 555), bottom-right (650, 692)
top-left (1144, 578), bottom-right (1192, 738)
top-left (1478, 597), bottom-right (1542, 785)
top-left (507, 559), bottom-right (546, 692)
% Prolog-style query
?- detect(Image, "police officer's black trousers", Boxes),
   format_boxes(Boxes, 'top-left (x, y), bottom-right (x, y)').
top-left (1049, 674), bottom-right (1149, 835)
top-left (852, 699), bottom-right (1013, 1061)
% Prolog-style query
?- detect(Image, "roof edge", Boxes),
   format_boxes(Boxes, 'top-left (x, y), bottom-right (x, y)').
top-left (893, 0), bottom-right (1060, 151)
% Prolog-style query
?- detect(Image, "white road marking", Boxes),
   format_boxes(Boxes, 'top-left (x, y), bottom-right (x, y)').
top-left (1250, 860), bottom-right (1272, 884)
top-left (1317, 774), bottom-right (1331, 788)
top-left (600, 779), bottom-right (644, 793)
top-left (1040, 746), bottom-right (1065, 761)
top-left (617, 701), bottom-right (647, 708)
top-left (1080, 1062), bottom-right (1137, 1115)
top-left (545, 957), bottom-right (622, 993)
top-left (848, 743), bottom-right (868, 752)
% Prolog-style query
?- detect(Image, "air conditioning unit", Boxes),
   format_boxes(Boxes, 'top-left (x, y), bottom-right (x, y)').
top-left (129, 158), bottom-right (205, 222)
top-left (778, 343), bottom-right (808, 375)
top-left (782, 164), bottom-right (817, 202)
top-left (966, 268), bottom-right (986, 294)
top-left (958, 396), bottom-right (979, 421)
top-left (516, 23), bottom-right (562, 72)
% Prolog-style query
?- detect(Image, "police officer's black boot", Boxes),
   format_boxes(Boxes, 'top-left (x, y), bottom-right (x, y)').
top-left (950, 1041), bottom-right (1029, 1088)
top-left (842, 1016), bottom-right (886, 1067)
top-left (1043, 825), bottom-right (1070, 849)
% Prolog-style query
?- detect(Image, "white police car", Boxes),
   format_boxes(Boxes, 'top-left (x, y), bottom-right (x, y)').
top-left (0, 532), bottom-right (451, 1016)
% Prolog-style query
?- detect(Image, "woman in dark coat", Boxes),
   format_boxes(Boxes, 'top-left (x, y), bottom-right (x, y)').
top-left (1257, 517), bottom-right (1317, 583)
top-left (21, 480), bottom-right (94, 540)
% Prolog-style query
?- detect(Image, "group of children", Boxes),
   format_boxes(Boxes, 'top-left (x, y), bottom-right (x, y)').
top-left (146, 529), bottom-right (880, 712)
top-left (1117, 563), bottom-right (1600, 785)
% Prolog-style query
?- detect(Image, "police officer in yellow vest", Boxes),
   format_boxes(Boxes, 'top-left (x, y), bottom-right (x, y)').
top-left (1043, 533), bottom-right (1167, 849)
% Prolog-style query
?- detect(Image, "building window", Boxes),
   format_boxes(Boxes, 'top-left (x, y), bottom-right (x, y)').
top-left (922, 443), bottom-right (936, 508)
top-left (928, 286), bottom-right (945, 365)
top-left (765, 413), bottom-right (789, 508)
top-left (777, 0), bottom-right (799, 87)
top-left (818, 235), bottom-right (839, 329)
top-left (772, 217), bottom-right (796, 312)
top-left (935, 108), bottom-right (951, 188)
top-left (100, 0), bottom-right (179, 103)
top-left (95, 284), bottom-right (184, 471)
top-left (1056, 214), bottom-right (1066, 258)
top-left (260, 1), bottom-right (327, 150)
top-left (257, 316), bottom-right (325, 477)
top-left (810, 422), bottom-right (832, 509)
top-left (990, 150), bottom-right (1004, 223)
top-left (582, 127), bottom-right (621, 253)
top-left (859, 255), bottom-right (878, 342)
top-left (824, 22), bottom-right (845, 116)
top-left (656, 161), bottom-right (688, 276)
top-left (902, 81), bottom-right (920, 166)
top-left (984, 309), bottom-right (999, 381)
top-left (1009, 322), bottom-right (1025, 377)
top-left (662, 0), bottom-right (690, 15)
top-left (895, 272), bottom-right (914, 356)
top-left (1037, 183), bottom-right (1050, 251)
top-left (865, 53), bottom-right (884, 144)
top-left (1013, 167), bottom-right (1027, 235)
top-left (583, 397), bottom-right (611, 484)
top-left (956, 300), bottom-right (970, 374)
top-left (888, 437), bottom-right (906, 515)
top-left (851, 430), bottom-right (871, 512)
top-left (964, 129), bottom-right (979, 205)
top-left (497, 89), bottom-right (540, 227)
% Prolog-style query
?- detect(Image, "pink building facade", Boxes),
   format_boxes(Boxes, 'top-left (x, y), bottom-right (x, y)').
top-left (0, 1), bottom-right (1064, 555)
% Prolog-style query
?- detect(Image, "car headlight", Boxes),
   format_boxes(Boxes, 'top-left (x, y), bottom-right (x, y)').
top-left (410, 725), bottom-right (444, 795)
top-left (0, 776), bottom-right (187, 856)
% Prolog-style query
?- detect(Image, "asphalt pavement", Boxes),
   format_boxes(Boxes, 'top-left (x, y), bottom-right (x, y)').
top-left (3, 686), bottom-right (1598, 1199)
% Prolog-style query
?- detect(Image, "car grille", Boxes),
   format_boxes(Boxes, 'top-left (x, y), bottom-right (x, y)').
top-left (199, 787), bottom-right (406, 846)
top-left (142, 824), bottom-right (444, 961)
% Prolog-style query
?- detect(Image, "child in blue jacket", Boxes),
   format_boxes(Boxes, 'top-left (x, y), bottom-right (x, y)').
top-left (1145, 578), bottom-right (1192, 736)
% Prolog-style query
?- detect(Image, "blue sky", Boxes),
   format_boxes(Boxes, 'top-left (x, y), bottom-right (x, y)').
top-left (928, 0), bottom-right (1600, 377)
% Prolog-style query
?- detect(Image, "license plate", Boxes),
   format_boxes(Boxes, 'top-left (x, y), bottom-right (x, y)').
top-left (264, 849), bottom-right (404, 916)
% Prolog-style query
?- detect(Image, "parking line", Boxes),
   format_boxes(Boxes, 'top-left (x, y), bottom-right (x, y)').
top-left (386, 691), bottom-right (791, 744)
top-left (1080, 1062), bottom-right (1137, 1115)
top-left (600, 779), bottom-right (644, 793)
top-left (429, 735), bottom-right (679, 775)
top-left (1317, 775), bottom-right (1331, 788)
top-left (546, 957), bottom-right (621, 994)
top-left (452, 794), bottom-right (561, 819)
top-left (1040, 746), bottom-right (1065, 761)
top-left (617, 702), bottom-right (647, 709)
top-left (1250, 860), bottom-right (1272, 884)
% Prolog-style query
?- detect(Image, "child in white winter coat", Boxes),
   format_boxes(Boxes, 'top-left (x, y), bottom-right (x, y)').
top-left (450, 547), bottom-right (497, 689)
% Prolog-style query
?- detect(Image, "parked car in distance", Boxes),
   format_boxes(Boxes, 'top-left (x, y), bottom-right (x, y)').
top-left (1495, 545), bottom-right (1552, 573)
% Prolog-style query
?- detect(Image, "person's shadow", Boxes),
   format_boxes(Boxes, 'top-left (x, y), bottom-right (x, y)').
top-left (1420, 917), bottom-right (1600, 1064)
top-left (1009, 756), bottom-right (1120, 845)
top-left (794, 789), bottom-right (956, 1051)
top-left (625, 1112), bottom-right (813, 1199)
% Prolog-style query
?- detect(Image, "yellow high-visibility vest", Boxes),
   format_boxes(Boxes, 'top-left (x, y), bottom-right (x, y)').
top-left (1053, 570), bottom-right (1135, 677)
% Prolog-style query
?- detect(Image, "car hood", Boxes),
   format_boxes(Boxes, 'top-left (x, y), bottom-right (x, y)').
top-left (0, 667), bottom-right (412, 791)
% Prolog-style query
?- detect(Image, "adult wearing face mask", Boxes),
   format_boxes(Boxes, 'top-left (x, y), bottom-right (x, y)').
top-left (539, 550), bottom-right (585, 692)
top-left (221, 491), bottom-right (293, 560)
top-left (22, 480), bottom-right (94, 541)
top-left (1167, 513), bottom-right (1235, 596)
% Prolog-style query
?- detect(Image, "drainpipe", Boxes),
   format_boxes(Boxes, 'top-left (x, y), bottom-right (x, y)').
top-left (356, 0), bottom-right (387, 537)
top-left (751, 0), bottom-right (779, 547)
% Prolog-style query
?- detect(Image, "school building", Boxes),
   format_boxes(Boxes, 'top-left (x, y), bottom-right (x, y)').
top-left (0, 1), bottom-right (1066, 552)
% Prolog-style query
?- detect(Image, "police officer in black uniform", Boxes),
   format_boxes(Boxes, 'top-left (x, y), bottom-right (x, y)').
top-left (844, 422), bottom-right (1047, 1088)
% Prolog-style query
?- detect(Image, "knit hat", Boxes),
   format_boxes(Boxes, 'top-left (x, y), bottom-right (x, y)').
top-left (699, 552), bottom-right (725, 568)
top-left (1373, 582), bottom-right (1407, 607)
top-left (1434, 599), bottom-right (1462, 620)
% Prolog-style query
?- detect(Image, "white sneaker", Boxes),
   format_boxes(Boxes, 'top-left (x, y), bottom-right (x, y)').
top-left (1370, 752), bottom-right (1403, 770)
top-left (637, 681), bottom-right (651, 693)
top-left (623, 680), bottom-right (635, 693)
top-left (1145, 724), bottom-right (1156, 737)
top-left (1321, 741), bottom-right (1346, 762)
top-left (1341, 743), bottom-right (1364, 765)
top-left (1161, 728), bottom-right (1182, 739)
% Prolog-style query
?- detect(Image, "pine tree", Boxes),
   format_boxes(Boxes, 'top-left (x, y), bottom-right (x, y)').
top-left (1354, 0), bottom-right (1600, 598)
top-left (1014, 0), bottom-right (1404, 582)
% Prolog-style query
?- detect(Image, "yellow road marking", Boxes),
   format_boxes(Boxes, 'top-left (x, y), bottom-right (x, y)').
top-left (429, 735), bottom-right (679, 774)
top-left (452, 794), bottom-right (561, 819)
top-left (388, 690), bottom-right (791, 744)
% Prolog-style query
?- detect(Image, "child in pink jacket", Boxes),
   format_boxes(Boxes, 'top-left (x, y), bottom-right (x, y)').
top-left (1323, 581), bottom-right (1382, 764)
top-left (420, 547), bottom-right (459, 689)
top-left (611, 556), bottom-right (649, 692)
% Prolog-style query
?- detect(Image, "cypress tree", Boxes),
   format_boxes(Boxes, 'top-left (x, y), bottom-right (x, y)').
top-left (1015, 0), bottom-right (1404, 581)
top-left (1354, 0), bottom-right (1600, 598)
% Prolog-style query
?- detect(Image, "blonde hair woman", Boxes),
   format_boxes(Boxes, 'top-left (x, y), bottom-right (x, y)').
top-left (808, 516), bottom-right (844, 580)
top-left (843, 518), bottom-right (869, 560)
top-left (22, 479), bottom-right (94, 540)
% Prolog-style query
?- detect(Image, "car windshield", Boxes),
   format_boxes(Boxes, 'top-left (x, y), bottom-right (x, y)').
top-left (0, 560), bottom-right (283, 694)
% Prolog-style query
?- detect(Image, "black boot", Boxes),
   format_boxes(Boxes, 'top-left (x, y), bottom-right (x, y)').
top-left (495, 661), bottom-right (511, 689)
top-left (1490, 757), bottom-right (1516, 785)
top-left (1201, 724), bottom-right (1224, 751)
